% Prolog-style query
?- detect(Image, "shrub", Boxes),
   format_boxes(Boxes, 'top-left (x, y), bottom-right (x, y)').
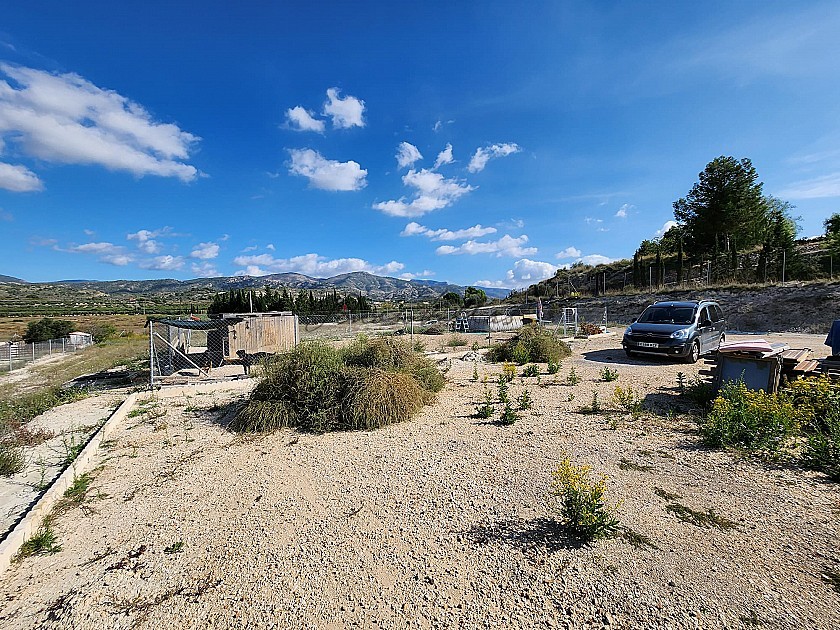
top-left (487, 325), bottom-right (571, 365)
top-left (447, 334), bottom-right (468, 347)
top-left (682, 377), bottom-right (716, 408)
top-left (498, 403), bottom-right (518, 425)
top-left (517, 388), bottom-right (533, 410)
top-left (475, 387), bottom-right (495, 419)
top-left (547, 361), bottom-right (560, 374)
top-left (522, 364), bottom-right (540, 377)
top-left (0, 443), bottom-right (25, 477)
top-left (700, 381), bottom-right (803, 451)
top-left (566, 367), bottom-right (580, 386)
top-left (550, 457), bottom-right (620, 542)
top-left (233, 336), bottom-right (443, 433)
top-left (502, 363), bottom-right (517, 381)
top-left (497, 375), bottom-right (509, 403)
top-left (600, 367), bottom-right (619, 382)
top-left (802, 402), bottom-right (840, 481)
top-left (786, 375), bottom-right (840, 432)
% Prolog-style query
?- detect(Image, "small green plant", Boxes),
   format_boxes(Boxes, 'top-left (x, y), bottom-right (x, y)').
top-left (14, 518), bottom-right (61, 561)
top-left (61, 435), bottom-right (84, 465)
top-left (517, 388), bottom-right (533, 410)
top-left (683, 377), bottom-right (715, 408)
top-left (0, 443), bottom-right (26, 477)
top-left (579, 392), bottom-right (600, 414)
top-left (447, 334), bottom-right (468, 347)
top-left (502, 362), bottom-right (517, 381)
top-left (498, 403), bottom-right (519, 425)
top-left (613, 385), bottom-right (644, 416)
top-left (475, 387), bottom-right (495, 419)
top-left (497, 375), bottom-right (509, 404)
top-left (471, 341), bottom-right (480, 352)
top-left (471, 362), bottom-right (479, 382)
top-left (522, 364), bottom-right (540, 378)
top-left (550, 456), bottom-right (620, 542)
top-left (164, 541), bottom-right (185, 554)
top-left (547, 361), bottom-right (560, 375)
top-left (566, 367), bottom-right (580, 386)
top-left (600, 366), bottom-right (619, 382)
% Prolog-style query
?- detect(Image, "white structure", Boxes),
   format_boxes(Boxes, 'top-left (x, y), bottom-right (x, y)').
top-left (68, 332), bottom-right (93, 347)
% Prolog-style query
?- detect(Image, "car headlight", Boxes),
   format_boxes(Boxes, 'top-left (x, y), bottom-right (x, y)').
top-left (670, 329), bottom-right (689, 339)
top-left (624, 326), bottom-right (633, 335)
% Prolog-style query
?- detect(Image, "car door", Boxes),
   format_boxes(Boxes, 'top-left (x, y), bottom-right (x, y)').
top-left (697, 306), bottom-right (714, 353)
top-left (711, 305), bottom-right (724, 347)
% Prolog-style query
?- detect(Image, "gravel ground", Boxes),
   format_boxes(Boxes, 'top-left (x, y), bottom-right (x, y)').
top-left (0, 332), bottom-right (838, 629)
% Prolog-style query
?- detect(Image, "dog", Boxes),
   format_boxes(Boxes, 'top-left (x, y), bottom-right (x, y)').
top-left (236, 350), bottom-right (271, 375)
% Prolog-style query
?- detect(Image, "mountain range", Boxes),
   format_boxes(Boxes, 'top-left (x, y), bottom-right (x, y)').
top-left (1, 271), bottom-right (510, 301)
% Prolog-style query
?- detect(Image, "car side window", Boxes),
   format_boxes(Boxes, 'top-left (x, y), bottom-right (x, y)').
top-left (699, 306), bottom-right (709, 325)
top-left (712, 305), bottom-right (723, 322)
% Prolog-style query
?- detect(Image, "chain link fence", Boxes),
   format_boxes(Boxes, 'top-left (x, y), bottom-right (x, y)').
top-left (0, 336), bottom-right (94, 373)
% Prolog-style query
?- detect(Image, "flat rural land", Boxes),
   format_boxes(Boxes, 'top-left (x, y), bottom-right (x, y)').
top-left (1, 332), bottom-right (838, 629)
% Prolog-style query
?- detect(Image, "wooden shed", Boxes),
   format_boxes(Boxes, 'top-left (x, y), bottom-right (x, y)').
top-left (220, 312), bottom-right (299, 357)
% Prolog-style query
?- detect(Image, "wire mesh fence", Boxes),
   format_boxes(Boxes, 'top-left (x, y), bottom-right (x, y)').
top-left (0, 336), bottom-right (94, 373)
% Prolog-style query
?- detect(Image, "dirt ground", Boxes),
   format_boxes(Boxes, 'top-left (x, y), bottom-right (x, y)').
top-left (0, 332), bottom-right (837, 629)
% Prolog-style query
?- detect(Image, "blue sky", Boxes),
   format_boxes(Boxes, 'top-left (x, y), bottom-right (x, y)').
top-left (1, 1), bottom-right (839, 288)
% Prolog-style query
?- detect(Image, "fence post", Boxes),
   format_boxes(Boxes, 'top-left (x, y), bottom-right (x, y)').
top-left (32, 343), bottom-right (36, 362)
top-left (148, 319), bottom-right (155, 389)
top-left (49, 339), bottom-right (52, 357)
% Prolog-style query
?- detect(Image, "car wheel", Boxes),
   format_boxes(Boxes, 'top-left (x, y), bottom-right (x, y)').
top-left (625, 349), bottom-right (637, 359)
top-left (685, 341), bottom-right (700, 364)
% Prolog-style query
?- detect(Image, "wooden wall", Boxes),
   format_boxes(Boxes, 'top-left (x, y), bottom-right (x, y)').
top-left (227, 314), bottom-right (298, 357)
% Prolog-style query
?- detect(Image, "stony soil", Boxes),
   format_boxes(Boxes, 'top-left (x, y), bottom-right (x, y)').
top-left (0, 333), bottom-right (838, 629)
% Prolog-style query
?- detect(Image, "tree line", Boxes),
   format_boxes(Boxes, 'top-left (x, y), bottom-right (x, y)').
top-left (207, 287), bottom-right (373, 315)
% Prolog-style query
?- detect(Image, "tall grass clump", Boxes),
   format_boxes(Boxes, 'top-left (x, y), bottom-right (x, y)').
top-left (788, 375), bottom-right (840, 480)
top-left (550, 456), bottom-right (620, 542)
top-left (232, 335), bottom-right (444, 433)
top-left (486, 325), bottom-right (571, 365)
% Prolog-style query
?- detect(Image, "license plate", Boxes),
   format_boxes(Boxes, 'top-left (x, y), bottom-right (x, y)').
top-left (638, 342), bottom-right (658, 348)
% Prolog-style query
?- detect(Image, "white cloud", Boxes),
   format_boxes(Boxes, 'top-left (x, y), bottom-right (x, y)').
top-left (556, 246), bottom-right (582, 259)
top-left (190, 241), bottom-right (219, 260)
top-left (778, 172), bottom-right (840, 199)
top-left (400, 221), bottom-right (497, 241)
top-left (241, 245), bottom-right (258, 253)
top-left (140, 255), bottom-right (184, 271)
top-left (288, 148), bottom-right (367, 191)
top-left (473, 279), bottom-right (512, 289)
top-left (655, 220), bottom-right (678, 236)
top-left (285, 106), bottom-right (325, 133)
top-left (137, 239), bottom-right (160, 254)
top-left (433, 143), bottom-right (453, 169)
top-left (585, 217), bottom-right (604, 224)
top-left (579, 254), bottom-right (615, 266)
top-left (0, 63), bottom-right (199, 182)
top-left (400, 270), bottom-right (435, 280)
top-left (505, 258), bottom-right (557, 285)
top-left (435, 234), bottom-right (537, 258)
top-left (615, 203), bottom-right (633, 218)
top-left (127, 227), bottom-right (173, 254)
top-left (232, 252), bottom-right (403, 278)
top-left (69, 241), bottom-right (122, 255)
top-left (323, 87), bottom-right (365, 129)
top-left (63, 240), bottom-right (133, 266)
top-left (373, 168), bottom-right (474, 217)
top-left (467, 142), bottom-right (521, 173)
top-left (191, 262), bottom-right (219, 277)
top-left (101, 254), bottom-right (132, 266)
top-left (0, 162), bottom-right (43, 192)
top-left (396, 142), bottom-right (423, 169)
top-left (266, 243), bottom-right (275, 251)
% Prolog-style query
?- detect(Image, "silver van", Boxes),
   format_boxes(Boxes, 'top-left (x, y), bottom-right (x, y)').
top-left (622, 300), bottom-right (726, 363)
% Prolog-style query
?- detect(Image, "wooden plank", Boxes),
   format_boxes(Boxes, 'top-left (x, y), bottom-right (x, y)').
top-left (792, 359), bottom-right (819, 373)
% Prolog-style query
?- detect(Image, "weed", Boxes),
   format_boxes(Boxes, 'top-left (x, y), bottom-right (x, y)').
top-left (413, 339), bottom-right (425, 353)
top-left (498, 403), bottom-right (519, 426)
top-left (0, 386), bottom-right (89, 428)
top-left (550, 456), bottom-right (620, 542)
top-left (475, 387), bottom-right (495, 419)
top-left (600, 366), bottom-right (619, 382)
top-left (487, 325), bottom-right (571, 365)
top-left (613, 385), bottom-right (644, 416)
top-left (522, 364), bottom-right (540, 378)
top-left (578, 392), bottom-right (601, 414)
top-left (547, 361), bottom-right (560, 375)
top-left (683, 377), bottom-right (716, 408)
top-left (55, 473), bottom-right (93, 513)
top-left (497, 375), bottom-right (509, 404)
top-left (14, 518), bottom-right (61, 561)
top-left (618, 458), bottom-right (654, 472)
top-left (0, 443), bottom-right (25, 476)
top-left (471, 363), bottom-right (479, 382)
top-left (517, 388), bottom-right (533, 411)
top-left (471, 341), bottom-right (480, 352)
top-left (739, 611), bottom-right (761, 626)
top-left (34, 456), bottom-right (49, 490)
top-left (502, 362), bottom-right (517, 381)
top-left (803, 411), bottom-right (840, 481)
top-left (566, 367), bottom-right (580, 386)
top-left (164, 541), bottom-right (185, 554)
top-left (62, 435), bottom-right (84, 465)
top-left (665, 502), bottom-right (736, 530)
top-left (447, 334), bottom-right (468, 347)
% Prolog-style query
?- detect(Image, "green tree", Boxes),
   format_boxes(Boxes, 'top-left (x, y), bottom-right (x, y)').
top-left (825, 212), bottom-right (840, 256)
top-left (673, 156), bottom-right (766, 255)
top-left (24, 318), bottom-right (74, 343)
top-left (441, 291), bottom-right (463, 307)
top-left (463, 286), bottom-right (487, 308)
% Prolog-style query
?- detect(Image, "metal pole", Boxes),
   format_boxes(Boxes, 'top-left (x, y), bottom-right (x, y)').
top-left (49, 339), bottom-right (52, 356)
top-left (410, 308), bottom-right (414, 342)
top-left (149, 319), bottom-right (155, 389)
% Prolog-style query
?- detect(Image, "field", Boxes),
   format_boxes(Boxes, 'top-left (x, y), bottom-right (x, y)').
top-left (0, 332), bottom-right (837, 629)
top-left (0, 314), bottom-right (150, 341)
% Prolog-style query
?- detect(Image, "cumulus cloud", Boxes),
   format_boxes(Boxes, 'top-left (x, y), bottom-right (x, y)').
top-left (396, 142), bottom-right (423, 169)
top-left (467, 142), bottom-right (521, 173)
top-left (127, 227), bottom-right (174, 254)
top-left (0, 63), bottom-right (200, 184)
top-left (476, 258), bottom-right (557, 289)
top-left (655, 220), bottom-right (678, 236)
top-left (579, 254), bottom-right (615, 266)
top-left (556, 246), bottom-right (582, 259)
top-left (61, 240), bottom-right (133, 266)
top-left (0, 162), bottom-right (43, 192)
top-left (435, 234), bottom-right (537, 258)
top-left (400, 270), bottom-right (435, 280)
top-left (191, 262), bottom-right (219, 277)
top-left (190, 241), bottom-right (219, 260)
top-left (615, 203), bottom-right (633, 218)
top-left (323, 87), bottom-right (365, 129)
top-left (232, 252), bottom-right (403, 278)
top-left (288, 148), bottom-right (367, 191)
top-left (285, 106), bottom-right (325, 133)
top-left (400, 221), bottom-right (497, 241)
top-left (373, 168), bottom-right (474, 217)
top-left (139, 255), bottom-right (184, 271)
top-left (433, 143), bottom-right (453, 169)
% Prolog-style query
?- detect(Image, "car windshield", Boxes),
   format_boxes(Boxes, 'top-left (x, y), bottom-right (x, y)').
top-left (637, 305), bottom-right (696, 325)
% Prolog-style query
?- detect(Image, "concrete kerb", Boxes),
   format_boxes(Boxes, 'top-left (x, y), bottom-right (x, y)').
top-left (0, 392), bottom-right (139, 574)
